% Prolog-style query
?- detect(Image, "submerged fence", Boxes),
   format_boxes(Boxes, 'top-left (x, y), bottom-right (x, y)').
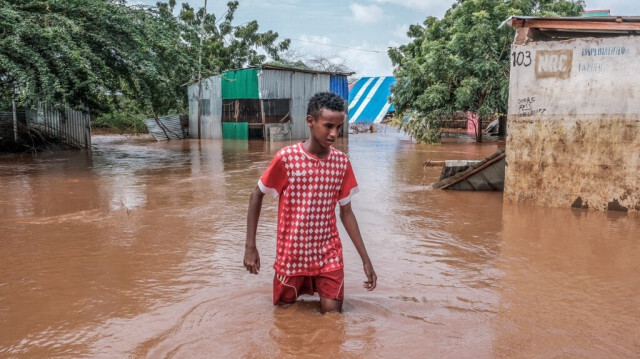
top-left (0, 111), bottom-right (24, 142)
top-left (25, 102), bottom-right (91, 149)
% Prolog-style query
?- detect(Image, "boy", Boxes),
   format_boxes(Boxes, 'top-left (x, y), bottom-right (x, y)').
top-left (244, 92), bottom-right (377, 313)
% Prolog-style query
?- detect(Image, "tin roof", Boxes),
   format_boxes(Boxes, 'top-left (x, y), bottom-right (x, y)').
top-left (260, 64), bottom-right (353, 76)
top-left (221, 64), bottom-right (352, 76)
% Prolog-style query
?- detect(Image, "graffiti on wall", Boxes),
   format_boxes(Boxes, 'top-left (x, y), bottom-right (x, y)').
top-left (517, 97), bottom-right (546, 117)
top-left (535, 50), bottom-right (573, 79)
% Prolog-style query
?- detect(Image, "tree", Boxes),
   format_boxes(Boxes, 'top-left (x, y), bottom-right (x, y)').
top-left (0, 0), bottom-right (290, 127)
top-left (304, 55), bottom-right (353, 74)
top-left (100, 0), bottom-right (291, 123)
top-left (172, 1), bottom-right (290, 79)
top-left (388, 0), bottom-right (584, 143)
top-left (0, 0), bottom-right (165, 112)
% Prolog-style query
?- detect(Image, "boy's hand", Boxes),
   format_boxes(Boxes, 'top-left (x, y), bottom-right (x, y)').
top-left (243, 246), bottom-right (260, 274)
top-left (363, 262), bottom-right (377, 291)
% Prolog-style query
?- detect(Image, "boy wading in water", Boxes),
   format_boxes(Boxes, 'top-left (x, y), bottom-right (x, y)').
top-left (244, 92), bottom-right (377, 313)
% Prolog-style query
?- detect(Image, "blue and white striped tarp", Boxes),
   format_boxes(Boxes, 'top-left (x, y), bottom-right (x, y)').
top-left (348, 76), bottom-right (395, 124)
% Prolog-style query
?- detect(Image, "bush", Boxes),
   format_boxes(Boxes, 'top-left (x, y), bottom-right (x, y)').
top-left (391, 111), bottom-right (442, 144)
top-left (93, 112), bottom-right (147, 134)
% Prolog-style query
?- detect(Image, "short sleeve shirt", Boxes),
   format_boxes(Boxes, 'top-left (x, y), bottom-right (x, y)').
top-left (258, 142), bottom-right (359, 276)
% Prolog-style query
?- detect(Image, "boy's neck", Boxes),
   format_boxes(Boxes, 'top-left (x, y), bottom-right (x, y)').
top-left (303, 138), bottom-right (330, 158)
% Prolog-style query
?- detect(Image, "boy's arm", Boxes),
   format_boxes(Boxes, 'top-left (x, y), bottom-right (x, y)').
top-left (244, 185), bottom-right (265, 274)
top-left (339, 203), bottom-right (377, 291)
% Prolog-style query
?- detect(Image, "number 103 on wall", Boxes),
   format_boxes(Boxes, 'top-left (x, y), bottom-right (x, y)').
top-left (512, 51), bottom-right (532, 67)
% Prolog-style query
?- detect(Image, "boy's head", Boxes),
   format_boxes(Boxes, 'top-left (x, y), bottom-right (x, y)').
top-left (306, 92), bottom-right (346, 148)
top-left (307, 92), bottom-right (345, 120)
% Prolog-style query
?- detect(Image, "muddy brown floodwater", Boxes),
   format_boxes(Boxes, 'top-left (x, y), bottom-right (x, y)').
top-left (1, 130), bottom-right (639, 358)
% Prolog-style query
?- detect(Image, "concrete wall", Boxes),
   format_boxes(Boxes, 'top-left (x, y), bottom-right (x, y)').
top-left (506, 36), bottom-right (640, 211)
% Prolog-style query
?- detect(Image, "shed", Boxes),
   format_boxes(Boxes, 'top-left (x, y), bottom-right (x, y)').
top-left (188, 65), bottom-right (351, 141)
top-left (504, 15), bottom-right (640, 212)
top-left (348, 76), bottom-right (395, 124)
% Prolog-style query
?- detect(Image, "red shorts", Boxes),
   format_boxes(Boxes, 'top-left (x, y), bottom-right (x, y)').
top-left (273, 269), bottom-right (345, 305)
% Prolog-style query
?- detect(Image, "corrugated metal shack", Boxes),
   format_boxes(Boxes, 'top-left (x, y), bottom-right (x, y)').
top-left (505, 15), bottom-right (640, 212)
top-left (187, 65), bottom-right (351, 141)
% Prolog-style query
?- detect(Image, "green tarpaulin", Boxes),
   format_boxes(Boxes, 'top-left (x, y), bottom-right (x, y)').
top-left (221, 69), bottom-right (259, 99)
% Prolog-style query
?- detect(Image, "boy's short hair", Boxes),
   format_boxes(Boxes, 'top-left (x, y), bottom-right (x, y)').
top-left (307, 92), bottom-right (345, 119)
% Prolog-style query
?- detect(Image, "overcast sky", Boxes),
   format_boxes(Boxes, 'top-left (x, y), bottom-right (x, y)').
top-left (130, 0), bottom-right (640, 77)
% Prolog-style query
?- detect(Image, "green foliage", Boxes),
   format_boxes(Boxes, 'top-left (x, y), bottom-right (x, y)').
top-left (391, 111), bottom-right (442, 144)
top-left (170, 1), bottom-right (290, 81)
top-left (1, 0), bottom-right (147, 111)
top-left (389, 0), bottom-right (584, 143)
top-left (0, 0), bottom-right (289, 131)
top-left (93, 111), bottom-right (147, 134)
top-left (92, 93), bottom-right (147, 133)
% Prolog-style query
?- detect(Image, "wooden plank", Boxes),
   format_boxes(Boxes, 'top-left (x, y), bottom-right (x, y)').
top-left (513, 19), bottom-right (640, 32)
top-left (538, 30), bottom-right (632, 39)
top-left (234, 99), bottom-right (239, 123)
top-left (515, 27), bottom-right (533, 45)
top-left (439, 152), bottom-right (506, 190)
top-left (423, 160), bottom-right (446, 167)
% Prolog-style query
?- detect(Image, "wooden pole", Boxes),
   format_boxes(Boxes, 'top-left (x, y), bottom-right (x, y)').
top-left (260, 99), bottom-right (266, 139)
top-left (12, 100), bottom-right (18, 141)
top-left (196, 0), bottom-right (208, 139)
top-left (197, 82), bottom-right (202, 139)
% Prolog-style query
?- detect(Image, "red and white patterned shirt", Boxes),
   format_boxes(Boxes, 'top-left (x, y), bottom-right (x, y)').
top-left (258, 142), bottom-right (359, 276)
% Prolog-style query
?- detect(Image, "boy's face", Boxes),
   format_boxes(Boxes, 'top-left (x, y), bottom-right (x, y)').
top-left (306, 109), bottom-right (345, 148)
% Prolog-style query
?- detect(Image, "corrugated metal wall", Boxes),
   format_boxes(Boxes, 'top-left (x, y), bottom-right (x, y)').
top-left (188, 70), bottom-right (348, 141)
top-left (25, 102), bottom-right (91, 148)
top-left (144, 115), bottom-right (186, 141)
top-left (221, 69), bottom-right (259, 99)
top-left (330, 75), bottom-right (349, 100)
top-left (258, 69), bottom-right (332, 140)
top-left (188, 75), bottom-right (222, 139)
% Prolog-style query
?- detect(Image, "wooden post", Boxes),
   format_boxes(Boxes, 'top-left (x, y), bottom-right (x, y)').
top-left (260, 99), bottom-right (265, 140)
top-left (197, 82), bottom-right (202, 139)
top-left (234, 99), bottom-right (239, 122)
top-left (196, 0), bottom-right (208, 139)
top-left (12, 100), bottom-right (18, 141)
top-left (498, 114), bottom-right (507, 137)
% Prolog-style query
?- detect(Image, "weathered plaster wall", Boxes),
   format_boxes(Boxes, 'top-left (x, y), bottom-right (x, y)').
top-left (506, 36), bottom-right (640, 211)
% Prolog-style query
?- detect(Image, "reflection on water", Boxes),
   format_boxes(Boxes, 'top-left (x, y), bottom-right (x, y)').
top-left (1, 131), bottom-right (638, 358)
